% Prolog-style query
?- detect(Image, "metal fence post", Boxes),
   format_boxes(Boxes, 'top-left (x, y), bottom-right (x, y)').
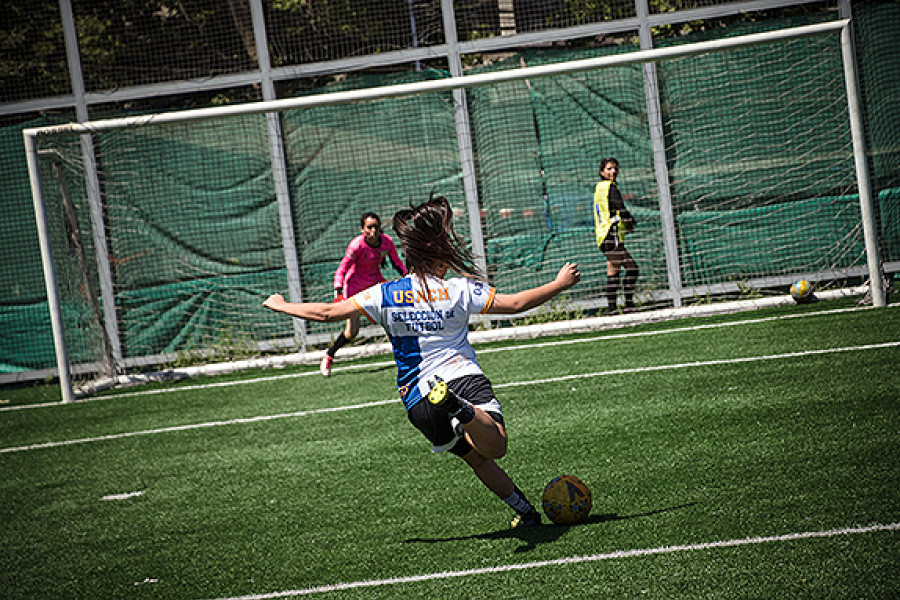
top-left (441, 0), bottom-right (488, 279)
top-left (60, 0), bottom-right (123, 371)
top-left (249, 0), bottom-right (309, 347)
top-left (636, 0), bottom-right (683, 307)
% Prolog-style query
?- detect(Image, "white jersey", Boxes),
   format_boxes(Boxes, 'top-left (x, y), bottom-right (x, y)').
top-left (351, 273), bottom-right (495, 409)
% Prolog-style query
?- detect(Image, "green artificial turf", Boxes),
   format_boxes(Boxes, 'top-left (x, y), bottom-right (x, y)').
top-left (1, 300), bottom-right (898, 599)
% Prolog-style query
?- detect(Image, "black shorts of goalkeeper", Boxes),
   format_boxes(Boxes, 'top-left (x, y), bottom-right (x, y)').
top-left (600, 228), bottom-right (625, 255)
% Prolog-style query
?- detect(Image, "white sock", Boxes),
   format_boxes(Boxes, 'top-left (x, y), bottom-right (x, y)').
top-left (502, 487), bottom-right (534, 514)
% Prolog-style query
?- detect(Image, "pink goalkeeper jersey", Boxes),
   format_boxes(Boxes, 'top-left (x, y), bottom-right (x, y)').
top-left (334, 233), bottom-right (407, 296)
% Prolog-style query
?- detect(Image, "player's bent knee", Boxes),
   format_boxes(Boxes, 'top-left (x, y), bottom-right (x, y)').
top-left (478, 437), bottom-right (507, 459)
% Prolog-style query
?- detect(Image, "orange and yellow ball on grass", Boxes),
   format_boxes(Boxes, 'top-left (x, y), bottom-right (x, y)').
top-left (541, 475), bottom-right (592, 525)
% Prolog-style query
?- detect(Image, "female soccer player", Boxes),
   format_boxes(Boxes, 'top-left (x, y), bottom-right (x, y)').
top-left (321, 212), bottom-right (407, 377)
top-left (263, 195), bottom-right (580, 528)
top-left (594, 157), bottom-right (639, 312)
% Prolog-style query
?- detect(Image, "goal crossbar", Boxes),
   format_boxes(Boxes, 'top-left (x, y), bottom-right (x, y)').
top-left (24, 20), bottom-right (849, 139)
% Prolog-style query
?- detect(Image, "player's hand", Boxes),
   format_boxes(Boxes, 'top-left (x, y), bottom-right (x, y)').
top-left (556, 262), bottom-right (580, 289)
top-left (263, 293), bottom-right (286, 312)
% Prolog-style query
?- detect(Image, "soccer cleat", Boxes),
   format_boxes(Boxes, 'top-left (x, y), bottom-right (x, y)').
top-left (320, 354), bottom-right (333, 377)
top-left (427, 376), bottom-right (475, 423)
top-left (427, 376), bottom-right (461, 412)
top-left (510, 510), bottom-right (542, 528)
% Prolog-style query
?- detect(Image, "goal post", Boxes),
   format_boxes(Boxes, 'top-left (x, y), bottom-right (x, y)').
top-left (839, 22), bottom-right (885, 307)
top-left (24, 133), bottom-right (76, 403)
top-left (23, 18), bottom-right (885, 403)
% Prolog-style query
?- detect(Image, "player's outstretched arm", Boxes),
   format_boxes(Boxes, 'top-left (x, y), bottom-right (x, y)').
top-left (262, 294), bottom-right (359, 323)
top-left (487, 262), bottom-right (580, 315)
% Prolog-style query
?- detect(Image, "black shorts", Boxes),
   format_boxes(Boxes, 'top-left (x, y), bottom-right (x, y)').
top-left (600, 230), bottom-right (622, 255)
top-left (406, 374), bottom-right (504, 457)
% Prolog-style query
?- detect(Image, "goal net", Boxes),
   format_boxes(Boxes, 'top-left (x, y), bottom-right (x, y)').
top-left (25, 19), bottom-right (879, 400)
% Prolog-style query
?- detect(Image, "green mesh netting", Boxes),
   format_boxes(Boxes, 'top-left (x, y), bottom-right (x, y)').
top-left (3, 8), bottom-right (899, 375)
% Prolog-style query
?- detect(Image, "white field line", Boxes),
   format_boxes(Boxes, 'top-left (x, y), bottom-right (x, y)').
top-left (0, 304), bottom-right (878, 411)
top-left (100, 491), bottom-right (144, 501)
top-left (493, 341), bottom-right (900, 389)
top-left (0, 399), bottom-right (396, 454)
top-left (208, 522), bottom-right (900, 599)
top-left (475, 305), bottom-right (875, 355)
top-left (1, 359), bottom-right (398, 410)
top-left (2, 340), bottom-right (898, 455)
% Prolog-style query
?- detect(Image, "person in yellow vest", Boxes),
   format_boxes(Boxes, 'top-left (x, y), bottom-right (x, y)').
top-left (593, 157), bottom-right (639, 312)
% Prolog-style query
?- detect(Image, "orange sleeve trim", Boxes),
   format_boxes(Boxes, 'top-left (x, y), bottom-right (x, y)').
top-left (480, 287), bottom-right (497, 314)
top-left (352, 297), bottom-right (376, 324)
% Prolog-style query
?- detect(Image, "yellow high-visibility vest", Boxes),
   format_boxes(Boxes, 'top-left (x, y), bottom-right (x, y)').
top-left (593, 180), bottom-right (627, 248)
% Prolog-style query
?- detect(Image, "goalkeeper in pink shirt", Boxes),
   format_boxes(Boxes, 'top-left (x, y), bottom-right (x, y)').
top-left (321, 212), bottom-right (407, 376)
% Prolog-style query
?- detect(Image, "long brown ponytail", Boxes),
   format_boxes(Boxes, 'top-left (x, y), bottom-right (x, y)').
top-left (392, 195), bottom-right (483, 280)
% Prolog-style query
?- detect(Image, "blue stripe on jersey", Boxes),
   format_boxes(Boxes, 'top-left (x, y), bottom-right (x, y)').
top-left (381, 279), bottom-right (423, 409)
top-left (382, 277), bottom-right (415, 307)
top-left (392, 336), bottom-right (423, 409)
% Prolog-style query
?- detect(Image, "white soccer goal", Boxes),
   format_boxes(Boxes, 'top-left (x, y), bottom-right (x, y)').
top-left (23, 19), bottom-right (885, 403)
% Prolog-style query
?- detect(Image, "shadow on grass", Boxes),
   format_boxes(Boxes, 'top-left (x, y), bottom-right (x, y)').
top-left (404, 502), bottom-right (697, 553)
top-left (362, 364), bottom-right (396, 373)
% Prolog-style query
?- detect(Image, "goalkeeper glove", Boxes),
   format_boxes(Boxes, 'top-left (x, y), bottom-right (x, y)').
top-left (334, 289), bottom-right (345, 303)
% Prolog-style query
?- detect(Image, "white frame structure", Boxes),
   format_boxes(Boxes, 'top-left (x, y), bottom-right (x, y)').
top-left (23, 19), bottom-right (885, 403)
